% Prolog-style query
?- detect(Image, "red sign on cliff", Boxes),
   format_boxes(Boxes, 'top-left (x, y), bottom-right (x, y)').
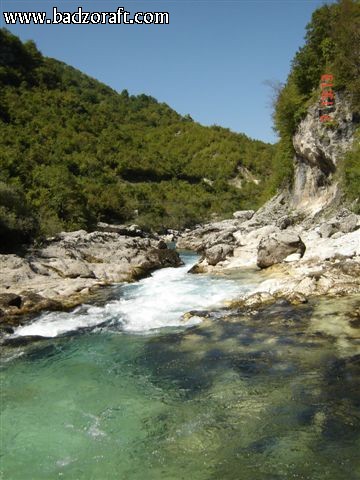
top-left (319, 74), bottom-right (335, 122)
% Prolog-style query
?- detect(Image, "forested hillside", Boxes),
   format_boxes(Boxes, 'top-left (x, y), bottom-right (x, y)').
top-left (0, 29), bottom-right (275, 250)
top-left (272, 0), bottom-right (360, 204)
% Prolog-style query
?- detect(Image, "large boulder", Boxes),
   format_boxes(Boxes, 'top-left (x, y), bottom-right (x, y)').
top-left (319, 222), bottom-right (339, 238)
top-left (318, 212), bottom-right (359, 238)
top-left (339, 213), bottom-right (359, 234)
top-left (257, 231), bottom-right (306, 269)
top-left (205, 244), bottom-right (234, 266)
top-left (151, 247), bottom-right (183, 268)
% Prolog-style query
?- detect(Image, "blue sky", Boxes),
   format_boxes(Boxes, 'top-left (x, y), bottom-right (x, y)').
top-left (1, 0), bottom-right (330, 143)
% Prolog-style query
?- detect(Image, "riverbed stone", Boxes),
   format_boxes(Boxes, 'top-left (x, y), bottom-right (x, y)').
top-left (157, 240), bottom-right (168, 250)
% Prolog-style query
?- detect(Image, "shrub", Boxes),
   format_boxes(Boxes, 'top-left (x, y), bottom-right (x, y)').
top-left (0, 182), bottom-right (38, 252)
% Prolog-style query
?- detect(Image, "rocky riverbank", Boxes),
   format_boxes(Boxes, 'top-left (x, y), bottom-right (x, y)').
top-left (178, 89), bottom-right (359, 311)
top-left (1, 87), bottom-right (359, 335)
top-left (177, 200), bottom-right (360, 307)
top-left (0, 227), bottom-right (182, 331)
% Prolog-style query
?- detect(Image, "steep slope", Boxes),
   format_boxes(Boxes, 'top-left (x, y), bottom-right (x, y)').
top-left (0, 29), bottom-right (274, 250)
top-left (272, 0), bottom-right (360, 212)
top-left (178, 0), bottom-right (360, 288)
top-left (291, 92), bottom-right (356, 213)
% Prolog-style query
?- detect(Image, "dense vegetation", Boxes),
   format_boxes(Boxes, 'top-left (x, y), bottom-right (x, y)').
top-left (0, 28), bottom-right (276, 250)
top-left (2, 0), bottom-right (358, 251)
top-left (272, 0), bottom-right (360, 201)
top-left (340, 130), bottom-right (360, 212)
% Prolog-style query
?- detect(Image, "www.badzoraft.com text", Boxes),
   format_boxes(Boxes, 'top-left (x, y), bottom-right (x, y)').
top-left (3, 7), bottom-right (170, 25)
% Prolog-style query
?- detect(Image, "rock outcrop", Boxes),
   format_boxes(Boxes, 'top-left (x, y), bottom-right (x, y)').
top-left (176, 218), bottom-right (240, 253)
top-left (179, 89), bottom-right (359, 284)
top-left (0, 229), bottom-right (182, 327)
top-left (292, 92), bottom-right (356, 214)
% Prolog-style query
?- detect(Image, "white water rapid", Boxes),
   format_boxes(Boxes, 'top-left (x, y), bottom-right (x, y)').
top-left (13, 252), bottom-right (252, 338)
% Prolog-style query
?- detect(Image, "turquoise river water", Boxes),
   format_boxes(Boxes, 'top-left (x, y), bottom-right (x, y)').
top-left (1, 252), bottom-right (360, 479)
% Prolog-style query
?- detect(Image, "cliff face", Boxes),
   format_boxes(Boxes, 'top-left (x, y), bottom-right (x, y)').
top-left (292, 92), bottom-right (356, 214)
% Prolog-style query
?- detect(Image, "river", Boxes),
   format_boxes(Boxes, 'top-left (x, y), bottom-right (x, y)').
top-left (1, 252), bottom-right (360, 479)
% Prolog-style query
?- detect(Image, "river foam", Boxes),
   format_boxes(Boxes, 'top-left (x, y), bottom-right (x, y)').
top-left (13, 252), bottom-right (248, 338)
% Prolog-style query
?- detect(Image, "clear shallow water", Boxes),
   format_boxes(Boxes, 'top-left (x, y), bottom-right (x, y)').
top-left (1, 254), bottom-right (360, 480)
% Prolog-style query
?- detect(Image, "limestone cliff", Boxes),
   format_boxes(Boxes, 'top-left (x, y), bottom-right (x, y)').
top-left (177, 91), bottom-right (360, 280)
top-left (291, 92), bottom-right (357, 213)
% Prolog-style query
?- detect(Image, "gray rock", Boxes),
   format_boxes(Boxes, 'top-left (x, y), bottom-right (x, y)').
top-left (205, 244), bottom-right (234, 266)
top-left (331, 231), bottom-right (344, 239)
top-left (96, 222), bottom-right (149, 238)
top-left (257, 231), bottom-right (306, 269)
top-left (177, 218), bottom-right (238, 252)
top-left (277, 213), bottom-right (302, 230)
top-left (151, 248), bottom-right (183, 268)
top-left (339, 213), bottom-right (359, 234)
top-left (50, 260), bottom-right (96, 279)
top-left (319, 222), bottom-right (339, 238)
top-left (318, 213), bottom-right (359, 239)
top-left (202, 231), bottom-right (235, 251)
top-left (232, 210), bottom-right (254, 221)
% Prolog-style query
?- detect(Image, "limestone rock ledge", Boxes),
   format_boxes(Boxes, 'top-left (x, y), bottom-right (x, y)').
top-left (0, 229), bottom-right (182, 328)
